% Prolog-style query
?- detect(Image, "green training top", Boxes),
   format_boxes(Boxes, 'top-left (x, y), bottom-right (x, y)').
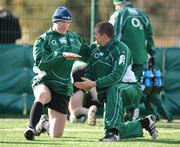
top-left (109, 4), bottom-right (155, 64)
top-left (32, 28), bottom-right (90, 96)
top-left (85, 37), bottom-right (137, 91)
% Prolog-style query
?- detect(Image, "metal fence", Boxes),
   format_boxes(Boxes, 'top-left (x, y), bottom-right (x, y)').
top-left (0, 0), bottom-right (180, 47)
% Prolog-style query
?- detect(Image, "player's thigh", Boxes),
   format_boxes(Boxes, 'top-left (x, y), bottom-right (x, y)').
top-left (121, 83), bottom-right (143, 107)
top-left (33, 84), bottom-right (51, 104)
top-left (69, 90), bottom-right (84, 109)
top-left (48, 108), bottom-right (67, 137)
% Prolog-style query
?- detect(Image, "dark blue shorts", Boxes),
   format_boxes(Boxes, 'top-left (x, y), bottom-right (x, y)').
top-left (45, 86), bottom-right (70, 114)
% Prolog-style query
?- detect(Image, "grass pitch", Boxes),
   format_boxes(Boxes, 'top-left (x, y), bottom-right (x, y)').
top-left (0, 118), bottom-right (180, 147)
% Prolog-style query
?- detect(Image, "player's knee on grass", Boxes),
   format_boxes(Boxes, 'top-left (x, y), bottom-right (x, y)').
top-left (49, 130), bottom-right (63, 138)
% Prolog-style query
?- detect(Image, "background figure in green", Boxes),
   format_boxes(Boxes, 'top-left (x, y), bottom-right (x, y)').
top-left (109, 0), bottom-right (172, 121)
top-left (140, 93), bottom-right (173, 122)
top-left (74, 21), bottom-right (158, 142)
top-left (24, 6), bottom-right (90, 140)
top-left (109, 0), bottom-right (155, 83)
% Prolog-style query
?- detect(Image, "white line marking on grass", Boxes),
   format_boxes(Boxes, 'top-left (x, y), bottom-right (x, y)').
top-left (0, 128), bottom-right (101, 132)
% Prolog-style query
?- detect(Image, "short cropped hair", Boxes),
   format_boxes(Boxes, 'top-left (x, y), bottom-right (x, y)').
top-left (95, 21), bottom-right (114, 38)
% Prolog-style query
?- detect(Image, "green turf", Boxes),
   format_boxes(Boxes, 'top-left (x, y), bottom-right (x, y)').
top-left (0, 118), bottom-right (180, 147)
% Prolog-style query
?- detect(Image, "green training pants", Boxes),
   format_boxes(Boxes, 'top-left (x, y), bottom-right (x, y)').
top-left (99, 82), bottom-right (144, 139)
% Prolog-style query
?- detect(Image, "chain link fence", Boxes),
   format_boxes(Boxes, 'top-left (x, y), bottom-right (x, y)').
top-left (0, 0), bottom-right (180, 47)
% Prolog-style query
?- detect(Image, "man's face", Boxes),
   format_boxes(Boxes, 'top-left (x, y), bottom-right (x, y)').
top-left (115, 4), bottom-right (122, 10)
top-left (54, 20), bottom-right (72, 34)
top-left (94, 27), bottom-right (104, 45)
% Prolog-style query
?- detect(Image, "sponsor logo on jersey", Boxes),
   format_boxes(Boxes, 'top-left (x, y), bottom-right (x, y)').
top-left (59, 37), bottom-right (67, 44)
top-left (51, 40), bottom-right (58, 46)
top-left (54, 51), bottom-right (58, 56)
top-left (94, 52), bottom-right (104, 58)
top-left (131, 17), bottom-right (143, 30)
top-left (118, 54), bottom-right (125, 65)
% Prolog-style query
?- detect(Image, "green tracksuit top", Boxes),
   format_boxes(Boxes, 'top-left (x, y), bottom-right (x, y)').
top-left (32, 28), bottom-right (90, 96)
top-left (109, 5), bottom-right (155, 65)
top-left (85, 37), bottom-right (137, 91)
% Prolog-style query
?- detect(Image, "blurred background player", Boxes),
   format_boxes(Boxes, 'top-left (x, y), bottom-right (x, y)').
top-left (68, 64), bottom-right (102, 126)
top-left (109, 0), bottom-right (155, 81)
top-left (109, 0), bottom-right (172, 122)
top-left (0, 9), bottom-right (21, 43)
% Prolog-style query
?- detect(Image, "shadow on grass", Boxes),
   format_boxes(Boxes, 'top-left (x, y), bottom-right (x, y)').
top-left (158, 124), bottom-right (180, 129)
top-left (0, 138), bottom-right (180, 145)
top-left (0, 137), bottom-right (98, 146)
top-left (119, 138), bottom-right (180, 145)
top-left (0, 141), bottom-right (65, 146)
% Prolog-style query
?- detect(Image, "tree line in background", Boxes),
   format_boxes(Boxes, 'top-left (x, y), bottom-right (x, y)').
top-left (0, 0), bottom-right (180, 47)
